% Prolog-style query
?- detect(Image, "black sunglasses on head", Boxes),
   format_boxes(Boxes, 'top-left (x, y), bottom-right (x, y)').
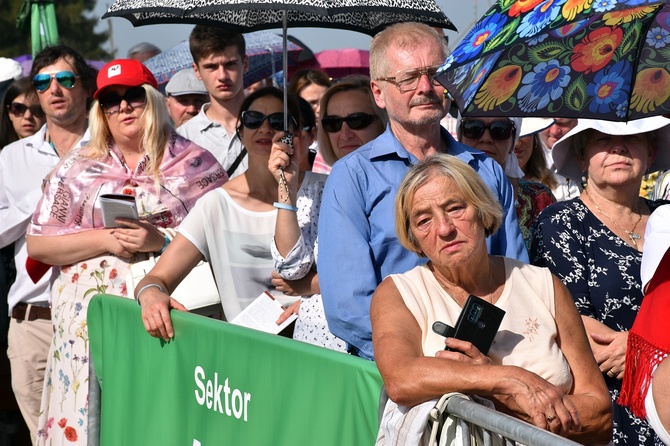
top-left (321, 113), bottom-right (378, 133)
top-left (98, 87), bottom-right (147, 115)
top-left (241, 111), bottom-right (295, 131)
top-left (461, 119), bottom-right (516, 141)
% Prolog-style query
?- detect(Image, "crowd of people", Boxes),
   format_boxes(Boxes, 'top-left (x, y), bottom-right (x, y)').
top-left (1, 19), bottom-right (669, 446)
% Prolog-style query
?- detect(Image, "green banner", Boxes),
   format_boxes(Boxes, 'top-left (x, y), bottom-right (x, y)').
top-left (88, 295), bottom-right (383, 445)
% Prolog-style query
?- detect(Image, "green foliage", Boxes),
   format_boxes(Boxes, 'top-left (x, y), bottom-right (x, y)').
top-left (0, 0), bottom-right (111, 60)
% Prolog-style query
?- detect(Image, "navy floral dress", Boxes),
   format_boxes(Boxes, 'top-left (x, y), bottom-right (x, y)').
top-left (531, 197), bottom-right (669, 446)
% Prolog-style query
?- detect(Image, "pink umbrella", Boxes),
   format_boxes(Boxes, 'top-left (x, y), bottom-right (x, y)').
top-left (314, 48), bottom-right (369, 79)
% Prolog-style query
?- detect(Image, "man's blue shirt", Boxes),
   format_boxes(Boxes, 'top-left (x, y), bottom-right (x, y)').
top-left (318, 125), bottom-right (528, 360)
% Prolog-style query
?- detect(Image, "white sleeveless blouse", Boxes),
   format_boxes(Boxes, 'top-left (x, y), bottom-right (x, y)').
top-left (389, 257), bottom-right (573, 393)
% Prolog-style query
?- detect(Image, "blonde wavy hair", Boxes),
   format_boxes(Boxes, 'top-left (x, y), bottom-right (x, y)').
top-left (86, 84), bottom-right (171, 190)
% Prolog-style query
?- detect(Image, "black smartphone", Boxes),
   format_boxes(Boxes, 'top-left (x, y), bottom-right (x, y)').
top-left (431, 295), bottom-right (505, 355)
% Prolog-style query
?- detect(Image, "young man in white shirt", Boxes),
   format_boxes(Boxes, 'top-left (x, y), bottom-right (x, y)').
top-left (177, 25), bottom-right (249, 178)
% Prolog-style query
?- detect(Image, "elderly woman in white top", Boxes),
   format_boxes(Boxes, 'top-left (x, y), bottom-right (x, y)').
top-left (373, 154), bottom-right (611, 444)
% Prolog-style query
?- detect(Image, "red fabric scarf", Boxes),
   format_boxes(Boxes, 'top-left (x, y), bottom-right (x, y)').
top-left (619, 250), bottom-right (670, 418)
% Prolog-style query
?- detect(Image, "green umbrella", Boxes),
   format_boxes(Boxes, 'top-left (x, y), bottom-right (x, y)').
top-left (16, 0), bottom-right (60, 58)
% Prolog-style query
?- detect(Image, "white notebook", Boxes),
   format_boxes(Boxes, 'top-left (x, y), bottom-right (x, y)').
top-left (99, 193), bottom-right (139, 228)
top-left (231, 291), bottom-right (298, 334)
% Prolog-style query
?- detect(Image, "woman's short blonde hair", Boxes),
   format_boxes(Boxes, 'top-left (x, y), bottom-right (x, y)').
top-left (86, 84), bottom-right (171, 189)
top-left (317, 75), bottom-right (387, 166)
top-left (395, 154), bottom-right (503, 257)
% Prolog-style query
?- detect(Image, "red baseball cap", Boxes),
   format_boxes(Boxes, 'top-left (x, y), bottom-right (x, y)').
top-left (94, 59), bottom-right (158, 99)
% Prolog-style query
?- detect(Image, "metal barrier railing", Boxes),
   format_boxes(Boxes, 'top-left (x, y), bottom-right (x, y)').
top-left (443, 396), bottom-right (580, 446)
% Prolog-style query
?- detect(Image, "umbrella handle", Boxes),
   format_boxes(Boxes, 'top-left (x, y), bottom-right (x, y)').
top-left (277, 131), bottom-right (293, 203)
top-left (282, 11), bottom-right (288, 132)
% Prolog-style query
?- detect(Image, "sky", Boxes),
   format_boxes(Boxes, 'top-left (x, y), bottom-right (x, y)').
top-left (92, 0), bottom-right (493, 59)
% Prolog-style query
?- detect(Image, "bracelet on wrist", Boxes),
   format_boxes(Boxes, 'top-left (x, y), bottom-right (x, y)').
top-left (158, 234), bottom-right (170, 254)
top-left (135, 283), bottom-right (164, 306)
top-left (273, 202), bottom-right (298, 212)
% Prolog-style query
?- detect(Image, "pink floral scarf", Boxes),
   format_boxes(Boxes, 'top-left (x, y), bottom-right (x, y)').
top-left (29, 131), bottom-right (227, 235)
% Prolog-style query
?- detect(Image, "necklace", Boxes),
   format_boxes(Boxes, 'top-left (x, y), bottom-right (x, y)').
top-left (584, 189), bottom-right (643, 248)
top-left (47, 134), bottom-right (62, 158)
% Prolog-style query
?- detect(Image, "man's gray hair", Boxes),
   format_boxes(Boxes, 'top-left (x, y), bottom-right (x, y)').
top-left (127, 42), bottom-right (162, 58)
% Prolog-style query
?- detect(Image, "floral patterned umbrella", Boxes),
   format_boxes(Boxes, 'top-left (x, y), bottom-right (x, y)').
top-left (436, 0), bottom-right (670, 121)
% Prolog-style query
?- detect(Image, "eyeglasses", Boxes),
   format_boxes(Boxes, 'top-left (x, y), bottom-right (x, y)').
top-left (321, 113), bottom-right (378, 133)
top-left (32, 71), bottom-right (80, 92)
top-left (241, 111), bottom-right (295, 131)
top-left (461, 119), bottom-right (516, 141)
top-left (8, 102), bottom-right (45, 118)
top-left (98, 87), bottom-right (147, 115)
top-left (376, 65), bottom-right (442, 93)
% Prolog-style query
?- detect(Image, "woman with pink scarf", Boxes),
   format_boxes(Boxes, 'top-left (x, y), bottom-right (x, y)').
top-left (26, 59), bottom-right (226, 445)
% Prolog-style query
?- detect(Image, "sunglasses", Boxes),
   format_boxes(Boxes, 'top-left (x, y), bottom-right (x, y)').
top-left (461, 119), bottom-right (516, 141)
top-left (32, 71), bottom-right (80, 92)
top-left (241, 111), bottom-right (295, 131)
top-left (98, 87), bottom-right (147, 115)
top-left (321, 113), bottom-right (378, 133)
top-left (8, 102), bottom-right (45, 118)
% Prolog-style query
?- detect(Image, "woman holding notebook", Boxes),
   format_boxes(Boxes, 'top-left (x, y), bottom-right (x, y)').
top-left (26, 59), bottom-right (224, 444)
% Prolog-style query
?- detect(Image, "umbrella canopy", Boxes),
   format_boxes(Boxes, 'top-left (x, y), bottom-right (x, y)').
top-left (101, 0), bottom-right (456, 36)
top-left (436, 0), bottom-right (670, 122)
top-left (143, 31), bottom-right (303, 89)
top-left (102, 0), bottom-right (455, 131)
top-left (16, 0), bottom-right (59, 57)
top-left (315, 48), bottom-right (369, 79)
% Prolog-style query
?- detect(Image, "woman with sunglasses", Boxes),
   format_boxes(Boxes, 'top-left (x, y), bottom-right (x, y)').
top-left (26, 59), bottom-right (226, 445)
top-left (137, 87), bottom-right (322, 342)
top-left (0, 77), bottom-right (45, 149)
top-left (458, 117), bottom-right (555, 252)
top-left (314, 75), bottom-right (387, 175)
top-left (265, 78), bottom-right (385, 351)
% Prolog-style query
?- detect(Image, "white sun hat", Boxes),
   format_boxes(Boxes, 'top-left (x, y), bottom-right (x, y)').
top-left (0, 57), bottom-right (22, 83)
top-left (552, 117), bottom-right (670, 181)
top-left (519, 118), bottom-right (554, 138)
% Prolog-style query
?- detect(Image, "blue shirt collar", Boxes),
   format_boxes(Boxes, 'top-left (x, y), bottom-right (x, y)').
top-left (368, 124), bottom-right (486, 164)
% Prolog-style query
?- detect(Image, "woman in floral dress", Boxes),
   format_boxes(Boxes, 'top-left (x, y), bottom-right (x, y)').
top-left (26, 59), bottom-right (226, 445)
top-left (531, 117), bottom-right (670, 445)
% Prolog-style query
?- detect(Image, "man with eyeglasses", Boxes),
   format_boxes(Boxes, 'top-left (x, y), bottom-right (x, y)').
top-left (318, 22), bottom-right (527, 360)
top-left (177, 25), bottom-right (249, 179)
top-left (0, 45), bottom-right (96, 441)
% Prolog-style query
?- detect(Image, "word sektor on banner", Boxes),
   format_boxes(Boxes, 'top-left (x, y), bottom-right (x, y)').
top-left (194, 365), bottom-right (252, 421)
